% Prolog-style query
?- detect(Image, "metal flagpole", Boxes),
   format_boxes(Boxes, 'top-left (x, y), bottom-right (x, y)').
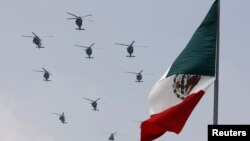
top-left (213, 0), bottom-right (220, 125)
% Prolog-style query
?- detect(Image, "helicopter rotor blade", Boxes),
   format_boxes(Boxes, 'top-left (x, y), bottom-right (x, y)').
top-left (44, 35), bottom-right (54, 38)
top-left (66, 12), bottom-right (79, 18)
top-left (32, 32), bottom-right (38, 37)
top-left (114, 43), bottom-right (129, 46)
top-left (125, 72), bottom-right (138, 74)
top-left (83, 18), bottom-right (93, 22)
top-left (33, 70), bottom-right (44, 72)
top-left (139, 70), bottom-right (143, 74)
top-left (111, 131), bottom-right (117, 136)
top-left (83, 98), bottom-right (94, 102)
top-left (134, 45), bottom-right (148, 48)
top-left (21, 35), bottom-right (34, 38)
top-left (144, 73), bottom-right (154, 75)
top-left (81, 14), bottom-right (92, 18)
top-left (89, 43), bottom-right (95, 48)
top-left (42, 67), bottom-right (48, 72)
top-left (95, 47), bottom-right (105, 50)
top-left (51, 112), bottom-right (61, 116)
top-left (67, 18), bottom-right (77, 20)
top-left (74, 45), bottom-right (89, 48)
top-left (95, 98), bottom-right (101, 102)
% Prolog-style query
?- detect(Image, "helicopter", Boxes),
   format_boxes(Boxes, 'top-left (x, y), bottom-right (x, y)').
top-left (83, 97), bottom-right (101, 111)
top-left (108, 132), bottom-right (117, 141)
top-left (74, 43), bottom-right (95, 59)
top-left (126, 70), bottom-right (144, 82)
top-left (108, 131), bottom-right (124, 141)
top-left (34, 67), bottom-right (51, 81)
top-left (66, 12), bottom-right (92, 31)
top-left (114, 41), bottom-right (147, 58)
top-left (22, 32), bottom-right (44, 49)
top-left (51, 112), bottom-right (67, 124)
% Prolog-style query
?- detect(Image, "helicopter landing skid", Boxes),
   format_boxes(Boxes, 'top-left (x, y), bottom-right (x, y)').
top-left (75, 28), bottom-right (85, 31)
top-left (126, 55), bottom-right (135, 57)
top-left (36, 46), bottom-right (45, 49)
top-left (86, 57), bottom-right (94, 59)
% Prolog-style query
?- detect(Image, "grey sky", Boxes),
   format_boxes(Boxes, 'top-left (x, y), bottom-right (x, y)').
top-left (0, 0), bottom-right (250, 141)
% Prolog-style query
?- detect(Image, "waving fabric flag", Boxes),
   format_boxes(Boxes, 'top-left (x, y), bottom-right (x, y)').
top-left (140, 1), bottom-right (217, 141)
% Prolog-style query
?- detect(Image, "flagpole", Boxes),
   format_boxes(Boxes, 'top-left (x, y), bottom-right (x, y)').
top-left (213, 0), bottom-right (220, 125)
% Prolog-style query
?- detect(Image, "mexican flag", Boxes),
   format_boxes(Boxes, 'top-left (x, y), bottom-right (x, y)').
top-left (140, 1), bottom-right (217, 141)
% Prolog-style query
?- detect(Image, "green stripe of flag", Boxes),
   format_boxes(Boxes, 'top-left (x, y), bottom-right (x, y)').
top-left (167, 0), bottom-right (217, 77)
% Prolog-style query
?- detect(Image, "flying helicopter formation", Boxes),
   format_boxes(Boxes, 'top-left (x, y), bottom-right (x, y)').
top-left (83, 97), bottom-right (101, 111)
top-left (19, 10), bottom-right (150, 141)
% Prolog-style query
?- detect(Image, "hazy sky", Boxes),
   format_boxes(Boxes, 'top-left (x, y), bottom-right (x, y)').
top-left (0, 0), bottom-right (250, 141)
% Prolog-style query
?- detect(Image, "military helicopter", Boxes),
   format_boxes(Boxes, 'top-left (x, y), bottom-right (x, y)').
top-left (114, 41), bottom-right (147, 58)
top-left (83, 97), bottom-right (101, 111)
top-left (34, 67), bottom-right (51, 81)
top-left (108, 132), bottom-right (117, 141)
top-left (66, 12), bottom-right (92, 31)
top-left (22, 32), bottom-right (44, 49)
top-left (51, 112), bottom-right (67, 124)
top-left (126, 70), bottom-right (144, 82)
top-left (74, 43), bottom-right (95, 59)
top-left (108, 131), bottom-right (123, 141)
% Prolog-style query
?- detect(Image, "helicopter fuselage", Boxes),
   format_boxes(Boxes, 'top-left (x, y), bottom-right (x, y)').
top-left (43, 72), bottom-right (50, 81)
top-left (33, 37), bottom-right (41, 47)
top-left (75, 18), bottom-right (83, 29)
top-left (127, 46), bottom-right (134, 55)
top-left (86, 48), bottom-right (92, 57)
top-left (109, 134), bottom-right (115, 140)
top-left (136, 74), bottom-right (142, 82)
top-left (91, 101), bottom-right (97, 110)
top-left (59, 115), bottom-right (65, 123)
